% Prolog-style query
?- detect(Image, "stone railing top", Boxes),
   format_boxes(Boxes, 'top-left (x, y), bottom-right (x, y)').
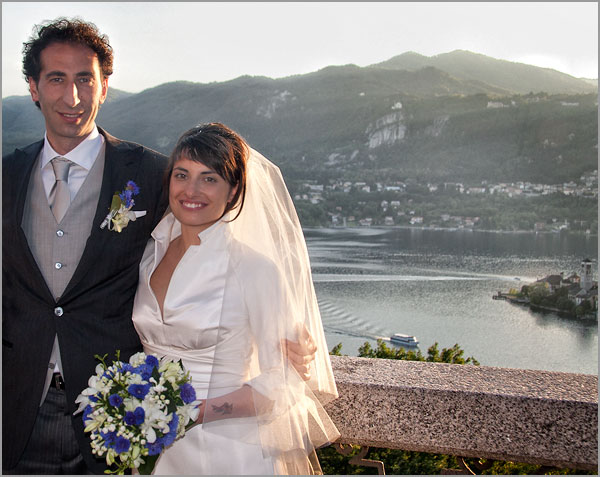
top-left (326, 355), bottom-right (598, 471)
top-left (330, 355), bottom-right (598, 402)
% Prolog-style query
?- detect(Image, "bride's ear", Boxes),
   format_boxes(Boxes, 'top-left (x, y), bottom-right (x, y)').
top-left (228, 183), bottom-right (239, 204)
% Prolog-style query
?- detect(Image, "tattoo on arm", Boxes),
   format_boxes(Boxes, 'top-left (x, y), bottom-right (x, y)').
top-left (211, 402), bottom-right (233, 415)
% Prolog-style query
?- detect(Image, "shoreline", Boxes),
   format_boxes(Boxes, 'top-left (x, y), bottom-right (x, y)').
top-left (495, 293), bottom-right (598, 321)
top-left (304, 224), bottom-right (598, 237)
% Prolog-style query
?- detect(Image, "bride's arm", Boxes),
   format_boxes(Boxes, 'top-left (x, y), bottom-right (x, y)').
top-left (195, 385), bottom-right (273, 424)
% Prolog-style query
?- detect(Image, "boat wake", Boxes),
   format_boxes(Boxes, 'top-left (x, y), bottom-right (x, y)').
top-left (317, 298), bottom-right (388, 341)
top-left (313, 273), bottom-right (482, 283)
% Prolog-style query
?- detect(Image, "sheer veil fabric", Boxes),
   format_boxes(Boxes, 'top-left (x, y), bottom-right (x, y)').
top-left (200, 148), bottom-right (340, 474)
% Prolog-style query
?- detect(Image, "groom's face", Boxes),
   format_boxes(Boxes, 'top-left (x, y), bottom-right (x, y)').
top-left (28, 42), bottom-right (108, 155)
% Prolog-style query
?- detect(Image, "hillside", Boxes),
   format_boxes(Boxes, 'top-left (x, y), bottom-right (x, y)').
top-left (3, 51), bottom-right (597, 185)
top-left (371, 50), bottom-right (597, 95)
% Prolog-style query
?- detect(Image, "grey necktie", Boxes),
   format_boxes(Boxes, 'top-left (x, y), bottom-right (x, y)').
top-left (49, 157), bottom-right (72, 222)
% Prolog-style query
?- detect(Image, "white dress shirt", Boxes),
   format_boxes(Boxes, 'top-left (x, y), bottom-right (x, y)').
top-left (40, 126), bottom-right (105, 200)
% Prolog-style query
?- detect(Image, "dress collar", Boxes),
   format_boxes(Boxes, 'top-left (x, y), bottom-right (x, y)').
top-left (151, 212), bottom-right (230, 247)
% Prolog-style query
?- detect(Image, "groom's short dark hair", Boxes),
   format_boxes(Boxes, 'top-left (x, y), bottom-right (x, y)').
top-left (22, 17), bottom-right (114, 84)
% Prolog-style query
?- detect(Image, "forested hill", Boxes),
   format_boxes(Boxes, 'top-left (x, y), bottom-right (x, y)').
top-left (3, 50), bottom-right (597, 185)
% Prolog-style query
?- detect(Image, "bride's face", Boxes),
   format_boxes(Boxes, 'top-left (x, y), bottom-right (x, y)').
top-left (169, 155), bottom-right (238, 233)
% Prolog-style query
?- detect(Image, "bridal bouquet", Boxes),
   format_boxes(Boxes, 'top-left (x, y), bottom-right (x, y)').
top-left (75, 351), bottom-right (200, 474)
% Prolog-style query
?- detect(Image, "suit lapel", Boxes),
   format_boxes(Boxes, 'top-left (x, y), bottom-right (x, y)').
top-left (61, 128), bottom-right (144, 299)
top-left (13, 141), bottom-right (43, 227)
top-left (11, 141), bottom-right (57, 303)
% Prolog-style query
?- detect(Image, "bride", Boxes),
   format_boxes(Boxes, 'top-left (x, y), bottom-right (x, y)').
top-left (131, 123), bottom-right (339, 474)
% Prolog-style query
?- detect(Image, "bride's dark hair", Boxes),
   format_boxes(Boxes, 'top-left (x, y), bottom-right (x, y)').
top-left (165, 122), bottom-right (248, 221)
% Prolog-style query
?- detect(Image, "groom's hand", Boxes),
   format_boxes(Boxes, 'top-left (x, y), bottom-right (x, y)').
top-left (282, 325), bottom-right (317, 381)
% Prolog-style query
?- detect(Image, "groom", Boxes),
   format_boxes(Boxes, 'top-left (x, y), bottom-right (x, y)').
top-left (3, 18), bottom-right (315, 474)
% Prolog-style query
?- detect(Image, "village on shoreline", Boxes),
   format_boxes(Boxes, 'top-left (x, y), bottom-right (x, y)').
top-left (493, 258), bottom-right (598, 320)
top-left (291, 171), bottom-right (598, 234)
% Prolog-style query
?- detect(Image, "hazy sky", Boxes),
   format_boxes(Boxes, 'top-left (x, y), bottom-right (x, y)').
top-left (2, 2), bottom-right (598, 98)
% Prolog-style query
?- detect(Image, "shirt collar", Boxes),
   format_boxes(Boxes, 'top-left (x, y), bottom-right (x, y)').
top-left (40, 126), bottom-right (104, 170)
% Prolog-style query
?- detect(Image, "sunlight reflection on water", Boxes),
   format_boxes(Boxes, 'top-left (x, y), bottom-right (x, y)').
top-left (305, 227), bottom-right (598, 375)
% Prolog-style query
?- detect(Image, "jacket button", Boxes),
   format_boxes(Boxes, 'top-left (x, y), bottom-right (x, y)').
top-left (55, 262), bottom-right (63, 270)
top-left (54, 307), bottom-right (64, 317)
top-left (56, 230), bottom-right (64, 237)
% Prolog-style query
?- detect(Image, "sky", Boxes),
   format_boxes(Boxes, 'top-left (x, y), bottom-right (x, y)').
top-left (2, 2), bottom-right (598, 98)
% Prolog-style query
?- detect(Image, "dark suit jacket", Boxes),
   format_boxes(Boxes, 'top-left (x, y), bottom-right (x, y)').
top-left (2, 128), bottom-right (168, 472)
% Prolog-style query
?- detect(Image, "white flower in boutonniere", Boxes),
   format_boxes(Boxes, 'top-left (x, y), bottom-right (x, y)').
top-left (100, 181), bottom-right (147, 232)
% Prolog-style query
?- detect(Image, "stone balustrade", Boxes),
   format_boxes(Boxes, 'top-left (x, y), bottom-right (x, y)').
top-left (324, 356), bottom-right (598, 472)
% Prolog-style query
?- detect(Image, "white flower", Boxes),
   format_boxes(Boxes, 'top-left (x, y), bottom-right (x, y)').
top-left (159, 360), bottom-right (184, 388)
top-left (126, 372), bottom-right (145, 385)
top-left (179, 404), bottom-right (200, 426)
top-left (74, 394), bottom-right (90, 415)
top-left (139, 399), bottom-right (170, 442)
top-left (129, 352), bottom-right (147, 367)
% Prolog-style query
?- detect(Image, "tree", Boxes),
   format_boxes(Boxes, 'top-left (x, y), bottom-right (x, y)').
top-left (356, 339), bottom-right (480, 365)
top-left (575, 300), bottom-right (592, 317)
top-left (529, 283), bottom-right (550, 305)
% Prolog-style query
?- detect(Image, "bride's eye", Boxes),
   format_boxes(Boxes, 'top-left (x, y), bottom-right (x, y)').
top-left (173, 173), bottom-right (187, 180)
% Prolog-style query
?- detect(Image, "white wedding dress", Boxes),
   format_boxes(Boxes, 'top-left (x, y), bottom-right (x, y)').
top-left (131, 150), bottom-right (339, 475)
top-left (132, 214), bottom-right (280, 474)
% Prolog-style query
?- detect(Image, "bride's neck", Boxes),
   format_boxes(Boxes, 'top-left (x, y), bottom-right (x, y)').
top-left (179, 226), bottom-right (202, 249)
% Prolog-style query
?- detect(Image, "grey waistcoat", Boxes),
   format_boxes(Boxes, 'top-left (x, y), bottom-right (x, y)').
top-left (21, 145), bottom-right (106, 403)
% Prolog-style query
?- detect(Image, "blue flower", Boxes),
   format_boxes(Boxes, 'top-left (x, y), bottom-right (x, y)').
top-left (121, 363), bottom-right (134, 374)
top-left (162, 430), bottom-right (176, 447)
top-left (126, 181), bottom-right (140, 195)
top-left (82, 404), bottom-right (93, 423)
top-left (179, 383), bottom-right (196, 404)
top-left (168, 413), bottom-right (179, 434)
top-left (127, 383), bottom-right (151, 399)
top-left (124, 407), bottom-right (145, 426)
top-left (89, 395), bottom-right (99, 403)
top-left (102, 369), bottom-right (115, 380)
top-left (145, 355), bottom-right (159, 369)
top-left (145, 439), bottom-right (163, 456)
top-left (101, 430), bottom-right (117, 447)
top-left (114, 436), bottom-right (131, 454)
top-left (119, 190), bottom-right (134, 208)
top-left (134, 363), bottom-right (153, 380)
top-left (108, 394), bottom-right (123, 408)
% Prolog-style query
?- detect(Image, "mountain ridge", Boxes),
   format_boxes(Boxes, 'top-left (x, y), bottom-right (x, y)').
top-left (3, 50), bottom-right (597, 186)
top-left (370, 49), bottom-right (595, 95)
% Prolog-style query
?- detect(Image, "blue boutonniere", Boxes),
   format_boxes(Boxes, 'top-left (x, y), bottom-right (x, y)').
top-left (100, 181), bottom-right (146, 233)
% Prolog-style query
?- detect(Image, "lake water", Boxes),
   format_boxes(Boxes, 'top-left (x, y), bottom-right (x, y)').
top-left (304, 227), bottom-right (598, 375)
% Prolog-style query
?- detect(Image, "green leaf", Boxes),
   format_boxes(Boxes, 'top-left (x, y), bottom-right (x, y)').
top-left (137, 455), bottom-right (159, 475)
top-left (152, 366), bottom-right (160, 381)
top-left (110, 194), bottom-right (122, 212)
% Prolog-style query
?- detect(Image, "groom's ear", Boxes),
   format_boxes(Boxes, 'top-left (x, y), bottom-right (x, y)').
top-left (28, 77), bottom-right (41, 109)
top-left (99, 76), bottom-right (109, 105)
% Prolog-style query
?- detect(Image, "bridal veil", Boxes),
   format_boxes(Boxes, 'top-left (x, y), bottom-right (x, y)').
top-left (202, 148), bottom-right (340, 474)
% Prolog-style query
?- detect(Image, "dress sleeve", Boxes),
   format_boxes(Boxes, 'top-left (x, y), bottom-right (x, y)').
top-left (233, 247), bottom-right (339, 468)
top-left (241, 254), bottom-right (291, 402)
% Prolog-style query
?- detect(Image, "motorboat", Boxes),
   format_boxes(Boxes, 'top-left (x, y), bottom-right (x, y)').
top-left (390, 333), bottom-right (419, 346)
